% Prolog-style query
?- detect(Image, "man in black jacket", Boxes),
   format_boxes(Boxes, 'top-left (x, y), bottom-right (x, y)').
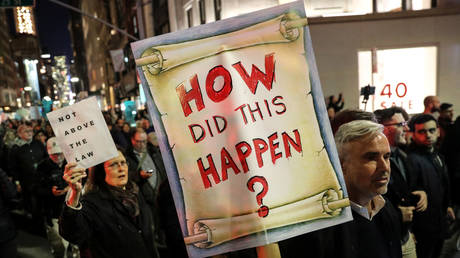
top-left (8, 124), bottom-right (47, 234)
top-left (280, 120), bottom-right (401, 258)
top-left (126, 128), bottom-right (167, 206)
top-left (407, 114), bottom-right (455, 258)
top-left (375, 107), bottom-right (427, 257)
top-left (37, 137), bottom-right (78, 258)
top-left (125, 128), bottom-right (168, 253)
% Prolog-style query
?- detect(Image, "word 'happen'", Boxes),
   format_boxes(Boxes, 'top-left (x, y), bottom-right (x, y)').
top-left (198, 129), bottom-right (302, 189)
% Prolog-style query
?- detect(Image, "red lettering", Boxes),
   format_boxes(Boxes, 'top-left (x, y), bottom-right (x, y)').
top-left (220, 147), bottom-right (241, 181)
top-left (205, 119), bottom-right (214, 137)
top-left (206, 65), bottom-right (233, 103)
top-left (234, 104), bottom-right (248, 125)
top-left (235, 141), bottom-right (252, 173)
top-left (268, 132), bottom-right (282, 164)
top-left (253, 138), bottom-right (268, 168)
top-left (380, 84), bottom-right (392, 98)
top-left (232, 53), bottom-right (275, 94)
top-left (282, 129), bottom-right (302, 158)
top-left (213, 115), bottom-right (227, 133)
top-left (396, 83), bottom-right (407, 98)
top-left (272, 96), bottom-right (286, 115)
top-left (197, 154), bottom-right (220, 189)
top-left (247, 102), bottom-right (263, 122)
top-left (188, 124), bottom-right (206, 143)
top-left (176, 74), bottom-right (205, 117)
top-left (264, 99), bottom-right (272, 117)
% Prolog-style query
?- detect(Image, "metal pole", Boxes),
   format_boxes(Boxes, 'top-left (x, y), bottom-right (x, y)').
top-left (48, 0), bottom-right (139, 41)
top-left (136, 0), bottom-right (146, 40)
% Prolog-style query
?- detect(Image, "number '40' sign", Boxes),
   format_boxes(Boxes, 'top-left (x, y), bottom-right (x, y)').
top-left (380, 83), bottom-right (407, 98)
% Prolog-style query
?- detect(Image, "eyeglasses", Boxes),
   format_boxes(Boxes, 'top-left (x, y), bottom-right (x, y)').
top-left (383, 121), bottom-right (408, 128)
top-left (105, 160), bottom-right (128, 169)
top-left (134, 139), bottom-right (147, 144)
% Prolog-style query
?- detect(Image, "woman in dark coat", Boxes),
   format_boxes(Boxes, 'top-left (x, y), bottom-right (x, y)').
top-left (59, 150), bottom-right (158, 258)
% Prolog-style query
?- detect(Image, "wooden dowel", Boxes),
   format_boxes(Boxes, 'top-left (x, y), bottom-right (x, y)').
top-left (184, 232), bottom-right (208, 245)
top-left (256, 243), bottom-right (281, 258)
top-left (327, 198), bottom-right (350, 210)
top-left (135, 54), bottom-right (160, 66)
top-left (285, 18), bottom-right (308, 29)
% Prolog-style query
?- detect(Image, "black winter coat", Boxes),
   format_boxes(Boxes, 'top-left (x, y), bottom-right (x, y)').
top-left (125, 144), bottom-right (167, 207)
top-left (59, 187), bottom-right (157, 258)
top-left (36, 159), bottom-right (67, 219)
top-left (0, 168), bottom-right (17, 243)
top-left (407, 144), bottom-right (450, 239)
top-left (279, 199), bottom-right (402, 258)
top-left (8, 140), bottom-right (47, 190)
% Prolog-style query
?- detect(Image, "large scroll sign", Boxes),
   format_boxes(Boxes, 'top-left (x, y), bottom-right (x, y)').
top-left (132, 1), bottom-right (351, 257)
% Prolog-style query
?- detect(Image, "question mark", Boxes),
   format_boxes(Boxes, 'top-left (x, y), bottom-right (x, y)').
top-left (247, 176), bottom-right (269, 218)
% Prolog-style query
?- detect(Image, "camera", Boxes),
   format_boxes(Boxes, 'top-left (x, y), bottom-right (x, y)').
top-left (360, 85), bottom-right (375, 97)
top-left (400, 194), bottom-right (420, 207)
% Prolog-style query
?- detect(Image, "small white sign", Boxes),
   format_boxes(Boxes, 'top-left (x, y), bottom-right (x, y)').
top-left (47, 97), bottom-right (118, 169)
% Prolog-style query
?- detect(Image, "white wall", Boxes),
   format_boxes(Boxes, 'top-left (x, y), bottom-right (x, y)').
top-left (309, 14), bottom-right (460, 115)
top-left (167, 0), bottom-right (460, 115)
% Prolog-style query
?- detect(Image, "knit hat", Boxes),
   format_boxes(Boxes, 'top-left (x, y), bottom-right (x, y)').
top-left (47, 137), bottom-right (62, 155)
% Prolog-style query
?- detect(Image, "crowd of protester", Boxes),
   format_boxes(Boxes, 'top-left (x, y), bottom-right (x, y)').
top-left (0, 94), bottom-right (459, 258)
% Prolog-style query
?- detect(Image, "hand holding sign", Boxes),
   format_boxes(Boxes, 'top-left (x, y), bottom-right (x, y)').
top-left (62, 162), bottom-right (87, 208)
top-left (47, 97), bottom-right (118, 169)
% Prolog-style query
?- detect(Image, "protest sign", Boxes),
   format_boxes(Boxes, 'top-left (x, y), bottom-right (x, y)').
top-left (132, 1), bottom-right (352, 257)
top-left (47, 96), bottom-right (118, 169)
top-left (110, 49), bottom-right (126, 72)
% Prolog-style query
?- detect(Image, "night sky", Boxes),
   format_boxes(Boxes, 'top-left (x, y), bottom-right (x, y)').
top-left (36, 0), bottom-right (73, 61)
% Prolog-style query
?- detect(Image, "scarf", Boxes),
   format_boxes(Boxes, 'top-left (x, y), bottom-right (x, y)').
top-left (107, 182), bottom-right (140, 218)
top-left (14, 137), bottom-right (32, 147)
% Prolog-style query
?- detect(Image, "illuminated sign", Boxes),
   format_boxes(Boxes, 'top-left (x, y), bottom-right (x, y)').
top-left (0, 0), bottom-right (34, 8)
top-left (358, 46), bottom-right (437, 114)
top-left (14, 6), bottom-right (36, 35)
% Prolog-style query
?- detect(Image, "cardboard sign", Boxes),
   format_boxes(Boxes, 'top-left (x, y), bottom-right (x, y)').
top-left (47, 97), bottom-right (118, 168)
top-left (132, 1), bottom-right (352, 257)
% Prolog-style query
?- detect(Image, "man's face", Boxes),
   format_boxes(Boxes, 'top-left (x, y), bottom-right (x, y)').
top-left (440, 107), bottom-right (454, 122)
top-left (18, 126), bottom-right (33, 141)
top-left (131, 132), bottom-right (147, 152)
top-left (49, 153), bottom-right (64, 165)
top-left (431, 97), bottom-right (441, 112)
top-left (141, 119), bottom-right (150, 129)
top-left (383, 113), bottom-right (408, 147)
top-left (412, 120), bottom-right (439, 147)
top-left (341, 133), bottom-right (391, 204)
top-left (116, 119), bottom-right (124, 128)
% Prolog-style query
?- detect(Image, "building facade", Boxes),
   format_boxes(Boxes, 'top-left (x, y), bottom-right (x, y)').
top-left (167, 0), bottom-right (460, 114)
top-left (0, 9), bottom-right (22, 111)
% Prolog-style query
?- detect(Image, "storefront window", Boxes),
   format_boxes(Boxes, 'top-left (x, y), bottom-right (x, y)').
top-left (358, 46), bottom-right (437, 113)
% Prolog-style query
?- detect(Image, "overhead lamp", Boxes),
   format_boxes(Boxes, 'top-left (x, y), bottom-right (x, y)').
top-left (24, 86), bottom-right (32, 91)
top-left (41, 53), bottom-right (51, 59)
